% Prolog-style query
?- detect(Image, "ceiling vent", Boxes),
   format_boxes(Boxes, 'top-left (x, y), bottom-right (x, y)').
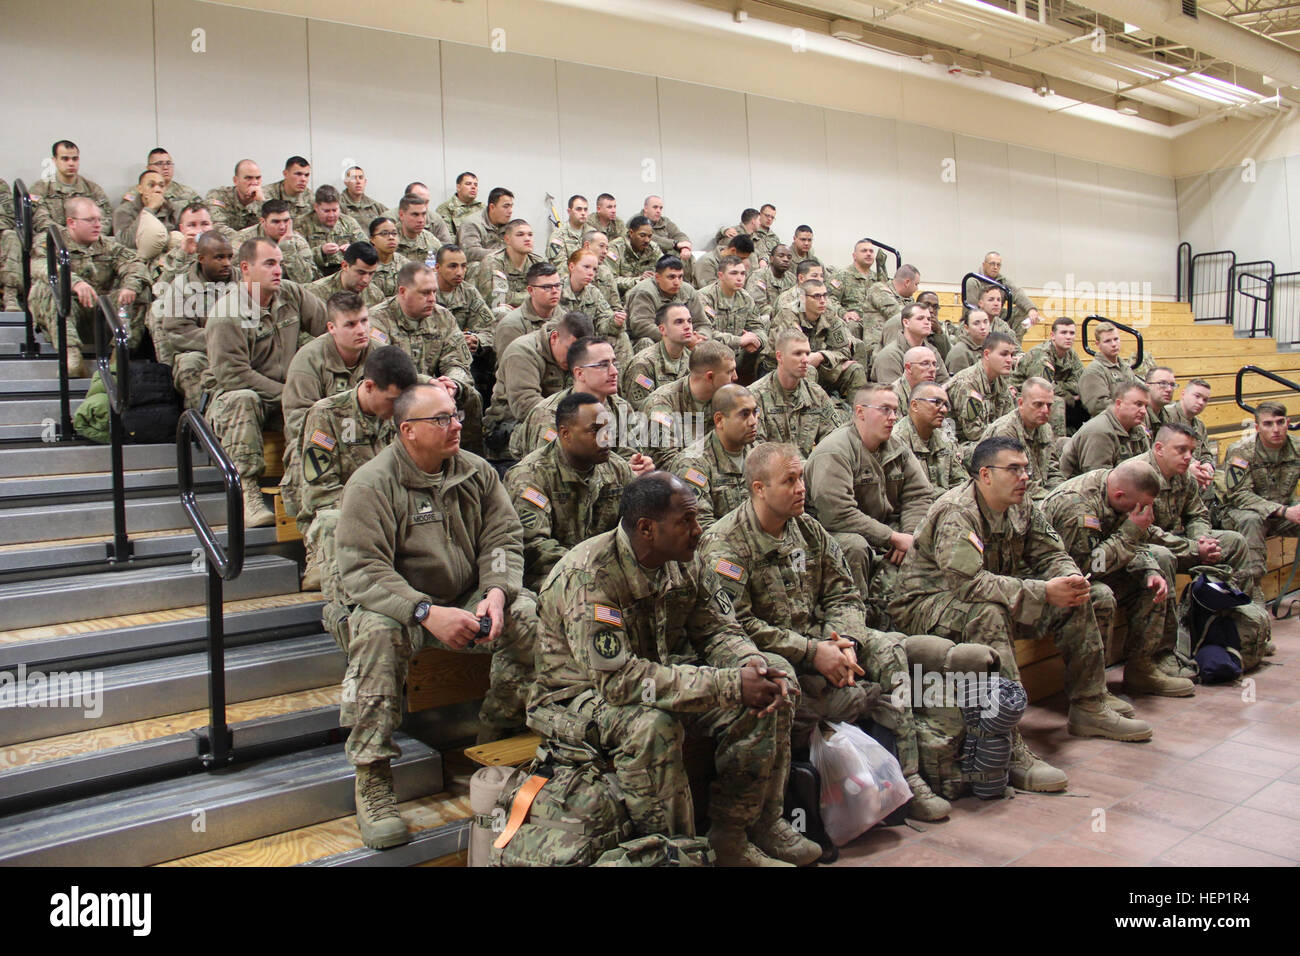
top-left (1180, 0), bottom-right (1198, 19)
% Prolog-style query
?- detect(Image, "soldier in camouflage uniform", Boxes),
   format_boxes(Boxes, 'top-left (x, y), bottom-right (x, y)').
top-left (668, 384), bottom-right (759, 531)
top-left (29, 198), bottom-right (149, 377)
top-left (752, 204), bottom-right (780, 262)
top-left (770, 279), bottom-right (866, 403)
top-left (624, 255), bottom-right (707, 352)
top-left (943, 308), bottom-right (990, 376)
top-left (483, 312), bottom-right (592, 441)
top-left (505, 392), bottom-right (633, 590)
top-left (828, 239), bottom-right (888, 325)
top-left (303, 241), bottom-right (386, 313)
top-left (750, 327), bottom-right (844, 457)
top-left (31, 140), bottom-right (112, 234)
top-left (771, 261), bottom-right (837, 328)
top-left (336, 382), bottom-right (538, 848)
top-left (296, 185), bottom-right (365, 275)
top-left (858, 266), bottom-right (920, 358)
top-left (203, 240), bottom-right (328, 527)
top-left (206, 159), bottom-right (266, 236)
top-left (695, 254), bottom-right (767, 382)
top-left (889, 436), bottom-right (1156, 792)
top-left (1043, 461), bottom-right (1195, 698)
top-left (562, 249), bottom-right (631, 368)
top-left (368, 262), bottom-right (484, 455)
top-left (699, 441), bottom-right (952, 821)
top-left (788, 225), bottom-right (816, 266)
top-left (394, 194), bottom-right (444, 268)
top-left (621, 302), bottom-right (694, 408)
top-left (982, 378), bottom-right (1062, 502)
top-left (365, 218), bottom-right (408, 301)
top-left (436, 172), bottom-right (483, 239)
top-left (431, 244), bottom-right (495, 358)
top-left (234, 200), bottom-right (316, 285)
top-left (1011, 316), bottom-right (1084, 437)
top-left (1164, 378), bottom-right (1218, 507)
top-left (694, 234), bottom-right (756, 292)
top-left (588, 193), bottom-right (625, 242)
top-left (112, 170), bottom-right (179, 251)
top-left (1216, 401), bottom-right (1300, 589)
top-left (746, 244), bottom-right (793, 318)
top-left (1060, 381), bottom-right (1152, 479)
top-left (157, 231), bottom-right (235, 407)
top-left (494, 261), bottom-right (563, 360)
top-left (872, 305), bottom-right (950, 386)
top-left (642, 195), bottom-right (693, 279)
top-left (458, 187), bottom-right (513, 263)
top-left (474, 220), bottom-right (545, 321)
top-left (893, 382), bottom-right (967, 492)
top-left (264, 156), bottom-right (314, 221)
top-left (1, 178), bottom-right (20, 310)
top-left (607, 216), bottom-right (664, 298)
top-left (546, 195), bottom-right (589, 266)
top-left (132, 148), bottom-right (200, 208)
top-left (946, 332), bottom-right (1017, 453)
top-left (642, 341), bottom-right (737, 467)
top-left (528, 471), bottom-right (807, 866)
top-left (962, 252), bottom-right (1041, 342)
top-left (1080, 322), bottom-right (1141, 417)
top-left (570, 229), bottom-right (622, 308)
top-left (151, 203), bottom-right (216, 288)
top-left (340, 166), bottom-right (386, 233)
top-left (805, 384), bottom-right (936, 625)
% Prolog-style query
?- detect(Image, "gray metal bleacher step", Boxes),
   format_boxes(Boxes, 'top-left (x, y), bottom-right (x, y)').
top-left (0, 734), bottom-right (440, 866)
top-left (0, 442), bottom-right (186, 478)
top-left (0, 312), bottom-right (24, 325)
top-left (0, 465), bottom-right (220, 502)
top-left (303, 818), bottom-right (472, 867)
top-left (0, 631), bottom-right (344, 745)
top-left (0, 357), bottom-right (66, 379)
top-left (0, 491), bottom-right (227, 546)
top-left (0, 324), bottom-right (40, 343)
top-left (0, 377), bottom-right (91, 395)
top-left (0, 524), bottom-right (279, 576)
top-left (0, 552), bottom-right (298, 629)
top-left (0, 397), bottom-right (84, 425)
top-left (0, 341), bottom-right (56, 356)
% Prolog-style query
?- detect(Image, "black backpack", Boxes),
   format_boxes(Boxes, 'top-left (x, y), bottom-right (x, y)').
top-left (120, 361), bottom-right (181, 445)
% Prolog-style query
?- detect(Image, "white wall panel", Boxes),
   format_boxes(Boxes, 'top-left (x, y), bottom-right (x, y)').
top-left (954, 135), bottom-right (1011, 277)
top-left (824, 110), bottom-right (901, 271)
top-left (1007, 146), bottom-right (1064, 292)
top-left (1206, 158), bottom-right (1292, 269)
top-left (1054, 156), bottom-right (1104, 294)
top-left (1175, 174), bottom-right (1215, 257)
top-left (895, 123), bottom-right (959, 280)
top-left (745, 96), bottom-right (830, 261)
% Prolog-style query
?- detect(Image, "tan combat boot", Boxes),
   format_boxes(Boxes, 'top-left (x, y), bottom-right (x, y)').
top-left (300, 551), bottom-right (321, 591)
top-left (354, 761), bottom-right (410, 850)
top-left (65, 348), bottom-right (85, 378)
top-left (1103, 692), bottom-right (1136, 717)
top-left (1155, 650), bottom-right (1198, 680)
top-left (1009, 734), bottom-right (1068, 792)
top-left (242, 485), bottom-right (276, 528)
top-left (905, 773), bottom-right (952, 821)
top-left (1125, 659), bottom-right (1195, 698)
top-left (1068, 700), bottom-right (1153, 741)
top-left (708, 825), bottom-right (792, 867)
top-left (750, 817), bottom-right (822, 866)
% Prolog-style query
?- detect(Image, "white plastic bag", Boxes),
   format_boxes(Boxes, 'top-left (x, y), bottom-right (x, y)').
top-left (810, 721), bottom-right (913, 846)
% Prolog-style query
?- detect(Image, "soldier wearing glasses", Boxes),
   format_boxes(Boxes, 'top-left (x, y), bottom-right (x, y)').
top-left (892, 381), bottom-right (966, 491)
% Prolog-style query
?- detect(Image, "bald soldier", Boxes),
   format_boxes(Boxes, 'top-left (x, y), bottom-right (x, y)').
top-left (891, 382), bottom-right (966, 492)
top-left (1011, 316), bottom-right (1085, 437)
top-left (206, 159), bottom-right (266, 235)
top-left (698, 441), bottom-right (952, 821)
top-left (336, 382), bottom-right (538, 847)
top-left (157, 230), bottom-right (234, 408)
top-left (830, 238), bottom-right (890, 326)
top-left (945, 331), bottom-right (1017, 452)
top-left (621, 302), bottom-right (696, 409)
top-left (750, 328), bottom-right (845, 458)
top-left (887, 344), bottom-right (941, 409)
top-left (623, 255), bottom-right (707, 352)
top-left (528, 471), bottom-right (811, 867)
top-left (889, 437), bottom-right (1156, 793)
top-left (962, 251), bottom-right (1041, 340)
top-left (982, 377), bottom-right (1063, 502)
top-left (668, 383), bottom-right (760, 531)
top-left (1079, 322), bottom-right (1140, 417)
top-left (804, 383), bottom-right (936, 624)
top-left (505, 391), bottom-right (634, 590)
top-left (484, 311), bottom-right (593, 445)
top-left (1059, 381), bottom-right (1152, 479)
top-left (340, 166), bottom-right (386, 231)
top-left (642, 340), bottom-right (738, 466)
top-left (1043, 460), bottom-right (1195, 699)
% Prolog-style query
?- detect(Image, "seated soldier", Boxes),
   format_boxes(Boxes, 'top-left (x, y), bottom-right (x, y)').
top-left (474, 219), bottom-right (545, 321)
top-left (337, 382), bottom-right (539, 847)
top-left (1144, 366), bottom-right (1178, 428)
top-left (805, 383), bottom-right (935, 622)
top-left (695, 254), bottom-right (766, 381)
top-left (304, 240), bottom-right (384, 310)
top-left (436, 172), bottom-right (484, 239)
top-left (624, 255), bottom-right (707, 353)
top-left (366, 217), bottom-right (408, 300)
top-left (393, 192), bottom-right (443, 269)
top-left (889, 437), bottom-right (1155, 792)
top-left (207, 159), bottom-right (265, 236)
top-left (340, 166), bottom-right (386, 233)
top-left (829, 238), bottom-right (886, 328)
top-left (505, 392), bottom-right (634, 590)
top-left (153, 201), bottom-right (216, 286)
top-left (668, 383), bottom-right (759, 531)
top-left (771, 259), bottom-right (830, 327)
top-left (30, 197), bottom-right (148, 377)
top-left (484, 311), bottom-right (593, 451)
top-left (751, 203), bottom-right (780, 261)
top-left (892, 382), bottom-right (965, 492)
top-left (945, 331), bottom-right (1017, 454)
top-left (113, 168), bottom-right (179, 252)
top-left (1164, 377), bottom-right (1217, 501)
top-left (393, 182), bottom-right (455, 246)
top-left (1012, 315), bottom-right (1084, 437)
top-left (750, 328), bottom-right (844, 458)
top-left (873, 305), bottom-right (950, 386)
top-left (158, 230), bottom-right (234, 407)
top-left (432, 243), bottom-right (495, 360)
top-left (1060, 381), bottom-right (1152, 479)
top-left (642, 195), bottom-right (694, 278)
top-left (234, 199), bottom-right (316, 284)
top-left (1080, 321), bottom-right (1140, 417)
top-left (459, 186), bottom-right (514, 263)
top-left (746, 244), bottom-right (794, 318)
top-left (298, 185), bottom-right (365, 276)
top-left (1043, 460), bottom-right (1195, 699)
top-left (962, 251), bottom-right (1041, 343)
top-left (699, 441), bottom-right (951, 821)
top-left (622, 302), bottom-right (696, 409)
top-left (607, 215), bottom-right (664, 299)
top-left (588, 192), bottom-right (625, 242)
top-left (264, 155), bottom-right (314, 220)
top-left (643, 340), bottom-right (738, 466)
top-left (572, 228), bottom-right (622, 307)
top-left (982, 377), bottom-right (1063, 501)
top-left (528, 471), bottom-right (804, 866)
top-left (31, 140), bottom-right (111, 234)
top-left (368, 262), bottom-right (484, 454)
top-left (494, 261), bottom-right (563, 358)
top-left (693, 233), bottom-right (755, 293)
top-left (137, 147), bottom-right (200, 207)
top-left (859, 264), bottom-right (920, 357)
top-left (788, 224), bottom-right (816, 265)
top-left (707, 207), bottom-right (759, 254)
top-left (301, 345), bottom-right (416, 621)
top-left (561, 248), bottom-right (629, 367)
top-left (546, 194), bottom-right (589, 266)
top-left (943, 307), bottom-right (991, 375)
top-left (771, 279), bottom-right (866, 404)
top-left (204, 238), bottom-right (328, 527)
top-left (1216, 401), bottom-right (1300, 597)
top-left (891, 346), bottom-right (936, 408)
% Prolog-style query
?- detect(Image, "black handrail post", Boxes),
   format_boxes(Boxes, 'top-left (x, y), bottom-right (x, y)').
top-left (1081, 314), bottom-right (1145, 370)
top-left (94, 294), bottom-right (133, 563)
top-left (960, 271), bottom-right (1014, 327)
top-left (178, 409), bottom-right (244, 769)
top-left (866, 238), bottom-right (902, 274)
top-left (13, 181), bottom-right (38, 358)
top-left (44, 226), bottom-right (75, 442)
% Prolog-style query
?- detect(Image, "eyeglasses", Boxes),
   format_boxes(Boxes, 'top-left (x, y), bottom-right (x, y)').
top-left (372, 229), bottom-right (399, 238)
top-left (805, 292), bottom-right (829, 300)
top-left (407, 410), bottom-right (465, 429)
top-left (67, 216), bottom-right (100, 223)
top-left (530, 282), bottom-right (563, 292)
top-left (985, 464), bottom-right (1033, 478)
top-left (1149, 380), bottom-right (1177, 389)
top-left (149, 161), bottom-right (175, 167)
top-left (577, 359), bottom-right (617, 371)
top-left (858, 403), bottom-right (901, 419)
top-left (913, 397), bottom-right (949, 409)
top-left (913, 360), bottom-right (938, 369)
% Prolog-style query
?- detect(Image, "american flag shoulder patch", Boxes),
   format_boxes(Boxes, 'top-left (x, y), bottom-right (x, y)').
top-left (310, 430), bottom-right (337, 451)
top-left (1083, 514), bottom-right (1101, 530)
top-left (543, 427), bottom-right (558, 443)
top-left (683, 467), bottom-right (708, 488)
top-left (635, 374), bottom-right (654, 390)
top-left (714, 558), bottom-right (744, 581)
top-left (493, 270), bottom-right (507, 279)
top-left (520, 486), bottom-right (549, 510)
top-left (703, 306), bottom-right (716, 318)
top-left (594, 604), bottom-right (623, 626)
top-left (968, 390), bottom-right (984, 402)
top-left (755, 280), bottom-right (766, 290)
top-left (1232, 456), bottom-right (1250, 469)
top-left (652, 411), bottom-right (674, 428)
top-left (606, 249), bottom-right (618, 261)
top-left (370, 328), bottom-right (389, 344)
top-left (968, 531), bottom-right (984, 553)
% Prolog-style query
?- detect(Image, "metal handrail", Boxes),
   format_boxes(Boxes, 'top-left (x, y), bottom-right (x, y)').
top-left (177, 409), bottom-right (244, 767)
top-left (1234, 268), bottom-right (1274, 339)
top-left (13, 180), bottom-right (38, 358)
top-left (1080, 314), bottom-right (1144, 370)
top-left (959, 271), bottom-right (1013, 326)
top-left (94, 294), bottom-right (133, 563)
top-left (1189, 249), bottom-right (1236, 323)
top-left (866, 238), bottom-right (901, 274)
top-left (44, 226), bottom-right (75, 441)
top-left (1176, 241), bottom-right (1191, 304)
top-left (1234, 365), bottom-right (1300, 429)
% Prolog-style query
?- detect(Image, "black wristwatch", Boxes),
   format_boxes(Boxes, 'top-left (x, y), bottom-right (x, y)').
top-left (413, 600), bottom-right (432, 624)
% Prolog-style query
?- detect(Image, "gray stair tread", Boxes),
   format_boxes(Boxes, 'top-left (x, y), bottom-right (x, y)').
top-left (0, 312), bottom-right (24, 325)
top-left (0, 524), bottom-right (279, 577)
top-left (0, 341), bottom-right (57, 356)
top-left (0, 378), bottom-right (91, 395)
top-left (0, 442), bottom-right (182, 477)
top-left (0, 465), bottom-right (221, 500)
top-left (0, 397), bottom-right (84, 425)
top-left (0, 357), bottom-right (67, 380)
top-left (0, 491), bottom-right (227, 545)
top-left (0, 551), bottom-right (292, 599)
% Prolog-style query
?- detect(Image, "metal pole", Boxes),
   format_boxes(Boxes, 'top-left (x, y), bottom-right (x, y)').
top-left (205, 562), bottom-right (232, 767)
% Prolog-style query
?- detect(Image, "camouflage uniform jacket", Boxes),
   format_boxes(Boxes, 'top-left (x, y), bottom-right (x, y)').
top-left (588, 213), bottom-right (625, 242)
top-left (750, 371), bottom-right (842, 458)
top-left (892, 414), bottom-right (967, 492)
top-left (31, 227), bottom-right (148, 297)
top-left (112, 195), bottom-right (179, 248)
top-left (1080, 355), bottom-right (1139, 417)
top-left (624, 277), bottom-right (706, 345)
top-left (458, 209), bottom-right (507, 263)
top-left (511, 388), bottom-right (639, 462)
top-left (695, 282), bottom-right (767, 355)
top-left (436, 196), bottom-right (484, 238)
top-left (204, 281), bottom-right (328, 401)
top-left (486, 328), bottom-right (568, 428)
top-left (770, 309), bottom-right (856, 370)
top-left (436, 280), bottom-right (496, 352)
top-left (607, 237), bottom-right (664, 295)
top-left (282, 331), bottom-right (379, 451)
top-left (1012, 341), bottom-right (1083, 407)
top-left (160, 262), bottom-right (233, 355)
top-left (547, 221), bottom-right (587, 266)
top-left (204, 186), bottom-right (262, 235)
top-left (341, 193), bottom-right (386, 231)
top-left (1162, 402), bottom-right (1213, 467)
top-left (642, 376), bottom-right (713, 466)
top-left (946, 361), bottom-right (1014, 446)
top-left (495, 298), bottom-right (557, 360)
top-left (1059, 407), bottom-right (1151, 479)
top-left (669, 431), bottom-right (749, 532)
top-left (303, 269), bottom-right (386, 310)
top-left (232, 223), bottom-right (316, 284)
top-left (367, 297), bottom-right (474, 392)
top-left (621, 340), bottom-right (689, 408)
top-left (296, 212), bottom-right (366, 274)
top-left (298, 386), bottom-right (391, 524)
top-left (473, 248), bottom-right (545, 318)
top-left (1216, 433), bottom-right (1300, 517)
top-left (746, 265), bottom-right (793, 317)
top-left (1130, 448), bottom-right (1212, 560)
top-left (31, 176), bottom-right (112, 233)
top-left (1041, 468), bottom-right (1161, 579)
top-left (264, 181), bottom-right (313, 220)
top-left (982, 409), bottom-right (1062, 501)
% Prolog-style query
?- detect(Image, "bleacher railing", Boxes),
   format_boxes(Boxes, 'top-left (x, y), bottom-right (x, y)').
top-left (866, 238), bottom-right (902, 274)
top-left (958, 271), bottom-right (1013, 326)
top-left (1232, 261), bottom-right (1275, 338)
top-left (1080, 314), bottom-right (1144, 370)
top-left (1189, 249), bottom-right (1236, 324)
top-left (44, 227), bottom-right (76, 441)
top-left (93, 293), bottom-right (133, 564)
top-left (177, 409), bottom-right (243, 769)
top-left (1273, 272), bottom-right (1300, 348)
top-left (12, 180), bottom-right (38, 358)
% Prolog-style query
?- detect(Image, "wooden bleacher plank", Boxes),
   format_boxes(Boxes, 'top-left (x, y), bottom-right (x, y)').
top-left (464, 733), bottom-right (542, 767)
top-left (262, 431), bottom-right (285, 480)
top-left (406, 647), bottom-right (491, 712)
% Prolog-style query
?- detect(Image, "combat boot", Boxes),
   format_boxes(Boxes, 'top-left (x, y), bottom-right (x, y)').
top-left (300, 551), bottom-right (321, 591)
top-left (1067, 700), bottom-right (1153, 741)
top-left (354, 760), bottom-right (409, 849)
top-left (1103, 691), bottom-right (1136, 717)
top-left (708, 825), bottom-right (792, 867)
top-left (1155, 650), bottom-right (1198, 680)
top-left (1124, 659), bottom-right (1195, 698)
top-left (65, 348), bottom-right (84, 378)
top-left (1009, 734), bottom-right (1068, 792)
top-left (905, 773), bottom-right (951, 820)
top-left (243, 485), bottom-right (276, 528)
top-left (750, 818), bottom-right (822, 866)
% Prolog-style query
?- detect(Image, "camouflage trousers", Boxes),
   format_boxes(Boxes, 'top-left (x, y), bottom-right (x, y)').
top-left (278, 433), bottom-right (302, 520)
top-left (29, 279), bottom-right (146, 353)
top-left (1221, 509), bottom-right (1300, 586)
top-left (205, 389), bottom-right (280, 482)
top-left (816, 358), bottom-right (868, 403)
top-left (1093, 544), bottom-right (1177, 662)
top-left (341, 591), bottom-right (539, 766)
top-left (303, 508), bottom-right (342, 604)
top-left (1, 231), bottom-right (21, 310)
top-left (171, 351), bottom-right (208, 410)
top-left (893, 585), bottom-right (1112, 707)
top-left (529, 653), bottom-right (793, 837)
top-left (457, 384), bottom-right (486, 457)
top-left (829, 531), bottom-right (902, 629)
top-left (144, 302), bottom-right (173, 366)
top-left (1168, 529), bottom-right (1252, 594)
